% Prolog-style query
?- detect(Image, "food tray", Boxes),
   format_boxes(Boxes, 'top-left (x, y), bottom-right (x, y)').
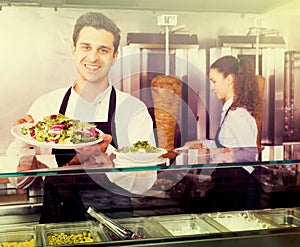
top-left (104, 217), bottom-right (170, 241)
top-left (149, 214), bottom-right (223, 236)
top-left (254, 208), bottom-right (300, 228)
top-left (41, 221), bottom-right (109, 246)
top-left (293, 207), bottom-right (300, 216)
top-left (0, 226), bottom-right (36, 246)
top-left (206, 211), bottom-right (278, 232)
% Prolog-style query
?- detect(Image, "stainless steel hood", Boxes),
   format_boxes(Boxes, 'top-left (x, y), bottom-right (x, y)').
top-left (127, 33), bottom-right (199, 49)
top-left (218, 35), bottom-right (286, 48)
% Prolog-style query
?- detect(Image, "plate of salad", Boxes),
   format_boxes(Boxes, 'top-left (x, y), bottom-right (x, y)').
top-left (11, 113), bottom-right (103, 149)
top-left (113, 141), bottom-right (167, 163)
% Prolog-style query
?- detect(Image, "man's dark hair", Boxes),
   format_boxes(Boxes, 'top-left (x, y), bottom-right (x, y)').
top-left (72, 12), bottom-right (121, 53)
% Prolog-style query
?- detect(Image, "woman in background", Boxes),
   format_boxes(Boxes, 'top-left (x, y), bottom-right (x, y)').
top-left (210, 55), bottom-right (260, 149)
top-left (191, 55), bottom-right (261, 149)
top-left (188, 55), bottom-right (262, 212)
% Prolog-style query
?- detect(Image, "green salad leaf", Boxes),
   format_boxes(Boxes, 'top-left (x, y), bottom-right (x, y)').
top-left (115, 141), bottom-right (161, 153)
top-left (21, 113), bottom-right (101, 144)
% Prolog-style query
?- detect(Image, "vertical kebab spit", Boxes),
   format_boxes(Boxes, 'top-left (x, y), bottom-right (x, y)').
top-left (151, 75), bottom-right (183, 150)
top-left (254, 30), bottom-right (265, 148)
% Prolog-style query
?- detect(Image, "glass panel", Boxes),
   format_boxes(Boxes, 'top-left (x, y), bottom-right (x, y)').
top-left (0, 144), bottom-right (300, 178)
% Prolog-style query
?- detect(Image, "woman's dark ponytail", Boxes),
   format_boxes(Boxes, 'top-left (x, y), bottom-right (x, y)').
top-left (210, 55), bottom-right (260, 118)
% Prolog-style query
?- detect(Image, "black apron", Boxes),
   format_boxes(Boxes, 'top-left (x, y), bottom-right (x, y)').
top-left (40, 86), bottom-right (135, 223)
top-left (206, 106), bottom-right (260, 212)
top-left (52, 86), bottom-right (117, 166)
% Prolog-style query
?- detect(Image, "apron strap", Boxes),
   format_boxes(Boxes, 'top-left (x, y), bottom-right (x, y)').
top-left (58, 87), bottom-right (71, 115)
top-left (215, 107), bottom-right (230, 148)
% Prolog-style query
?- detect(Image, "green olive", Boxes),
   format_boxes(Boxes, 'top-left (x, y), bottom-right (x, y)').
top-left (47, 231), bottom-right (96, 245)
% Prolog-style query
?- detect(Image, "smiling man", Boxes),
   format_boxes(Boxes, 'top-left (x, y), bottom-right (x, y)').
top-left (10, 12), bottom-right (155, 161)
top-left (72, 25), bottom-right (118, 101)
top-left (8, 12), bottom-right (157, 222)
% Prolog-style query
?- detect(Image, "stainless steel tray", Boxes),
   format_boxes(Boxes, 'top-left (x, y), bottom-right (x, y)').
top-left (205, 211), bottom-right (279, 232)
top-left (149, 214), bottom-right (223, 236)
top-left (253, 208), bottom-right (300, 228)
top-left (0, 226), bottom-right (36, 246)
top-left (41, 221), bottom-right (109, 246)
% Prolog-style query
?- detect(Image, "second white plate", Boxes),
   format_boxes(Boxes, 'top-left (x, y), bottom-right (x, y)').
top-left (113, 157), bottom-right (167, 167)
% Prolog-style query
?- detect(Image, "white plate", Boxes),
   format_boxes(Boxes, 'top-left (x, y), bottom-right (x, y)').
top-left (174, 146), bottom-right (189, 153)
top-left (113, 157), bottom-right (167, 167)
top-left (11, 123), bottom-right (103, 149)
top-left (113, 148), bottom-right (167, 163)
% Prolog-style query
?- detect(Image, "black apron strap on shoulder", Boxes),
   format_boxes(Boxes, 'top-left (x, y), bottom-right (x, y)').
top-left (109, 86), bottom-right (117, 148)
top-left (59, 87), bottom-right (72, 115)
top-left (215, 107), bottom-right (231, 148)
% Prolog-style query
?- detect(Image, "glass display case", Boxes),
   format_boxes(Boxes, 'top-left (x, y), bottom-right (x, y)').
top-left (0, 144), bottom-right (300, 246)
